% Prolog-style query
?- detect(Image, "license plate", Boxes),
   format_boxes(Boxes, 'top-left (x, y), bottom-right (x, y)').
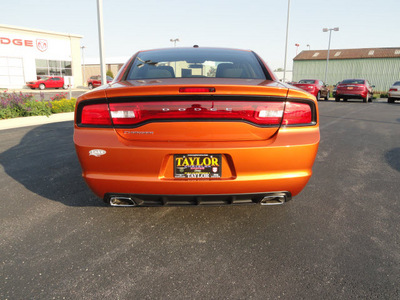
top-left (347, 87), bottom-right (353, 90)
top-left (174, 154), bottom-right (222, 178)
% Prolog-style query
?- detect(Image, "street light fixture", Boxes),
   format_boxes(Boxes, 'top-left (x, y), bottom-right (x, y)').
top-left (170, 38), bottom-right (180, 47)
top-left (323, 27), bottom-right (339, 84)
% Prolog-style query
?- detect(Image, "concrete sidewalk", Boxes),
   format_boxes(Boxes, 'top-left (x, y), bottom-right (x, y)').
top-left (0, 112), bottom-right (74, 130)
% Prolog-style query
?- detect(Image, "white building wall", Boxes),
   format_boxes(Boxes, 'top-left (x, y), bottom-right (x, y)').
top-left (0, 24), bottom-right (82, 88)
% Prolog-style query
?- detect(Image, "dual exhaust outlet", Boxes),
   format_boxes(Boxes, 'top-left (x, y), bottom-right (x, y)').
top-left (109, 193), bottom-right (288, 207)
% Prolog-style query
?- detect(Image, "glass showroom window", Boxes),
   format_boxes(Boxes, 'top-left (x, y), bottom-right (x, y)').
top-left (35, 59), bottom-right (72, 77)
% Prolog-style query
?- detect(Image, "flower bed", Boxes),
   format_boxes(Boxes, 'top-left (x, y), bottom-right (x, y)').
top-left (0, 90), bottom-right (76, 119)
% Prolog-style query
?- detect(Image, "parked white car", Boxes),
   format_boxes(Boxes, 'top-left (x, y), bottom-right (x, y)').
top-left (388, 81), bottom-right (400, 103)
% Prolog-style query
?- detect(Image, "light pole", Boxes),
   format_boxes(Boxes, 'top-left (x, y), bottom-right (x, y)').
top-left (323, 27), bottom-right (339, 84)
top-left (283, 0), bottom-right (291, 83)
top-left (170, 38), bottom-right (179, 47)
top-left (81, 45), bottom-right (86, 86)
top-left (307, 44), bottom-right (310, 50)
top-left (97, 0), bottom-right (106, 85)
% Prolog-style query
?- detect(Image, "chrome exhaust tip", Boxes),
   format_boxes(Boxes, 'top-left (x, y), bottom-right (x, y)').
top-left (260, 194), bottom-right (287, 206)
top-left (109, 196), bottom-right (136, 207)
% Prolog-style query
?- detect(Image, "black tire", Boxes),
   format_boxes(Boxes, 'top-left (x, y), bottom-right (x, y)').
top-left (368, 95), bottom-right (373, 102)
top-left (388, 97), bottom-right (394, 103)
top-left (335, 97), bottom-right (340, 102)
top-left (363, 97), bottom-right (367, 103)
top-left (39, 83), bottom-right (45, 90)
top-left (88, 83), bottom-right (93, 90)
top-left (325, 91), bottom-right (329, 101)
top-left (343, 98), bottom-right (347, 102)
top-left (316, 91), bottom-right (321, 101)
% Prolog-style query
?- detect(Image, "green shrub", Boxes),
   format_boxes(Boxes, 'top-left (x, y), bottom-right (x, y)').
top-left (23, 100), bottom-right (52, 117)
top-left (0, 106), bottom-right (20, 119)
top-left (50, 98), bottom-right (76, 113)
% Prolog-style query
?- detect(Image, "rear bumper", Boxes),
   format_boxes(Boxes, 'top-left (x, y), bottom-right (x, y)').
top-left (74, 126), bottom-right (319, 199)
top-left (336, 92), bottom-right (367, 99)
top-left (388, 91), bottom-right (400, 98)
top-left (105, 191), bottom-right (292, 206)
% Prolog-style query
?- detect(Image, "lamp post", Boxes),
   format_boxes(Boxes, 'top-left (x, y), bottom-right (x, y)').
top-left (81, 45), bottom-right (86, 86)
top-left (323, 27), bottom-right (339, 84)
top-left (307, 44), bottom-right (310, 50)
top-left (170, 38), bottom-right (179, 47)
top-left (283, 0), bottom-right (291, 83)
top-left (97, 0), bottom-right (106, 85)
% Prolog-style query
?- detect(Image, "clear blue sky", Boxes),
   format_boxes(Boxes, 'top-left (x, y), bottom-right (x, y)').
top-left (1, 0), bottom-right (398, 71)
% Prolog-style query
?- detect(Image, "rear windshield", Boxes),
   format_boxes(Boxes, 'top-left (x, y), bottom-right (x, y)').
top-left (341, 79), bottom-right (365, 84)
top-left (298, 80), bottom-right (316, 84)
top-left (393, 81), bottom-right (400, 86)
top-left (125, 48), bottom-right (268, 80)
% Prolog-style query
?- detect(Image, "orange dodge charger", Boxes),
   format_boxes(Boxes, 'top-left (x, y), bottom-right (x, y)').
top-left (74, 47), bottom-right (320, 207)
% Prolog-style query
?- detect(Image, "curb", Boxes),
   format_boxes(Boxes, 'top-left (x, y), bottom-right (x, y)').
top-left (0, 112), bottom-right (74, 130)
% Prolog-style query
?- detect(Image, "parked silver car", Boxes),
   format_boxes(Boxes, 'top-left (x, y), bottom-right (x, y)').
top-left (388, 81), bottom-right (400, 103)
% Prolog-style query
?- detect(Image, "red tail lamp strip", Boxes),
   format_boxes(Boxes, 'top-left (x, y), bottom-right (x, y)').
top-left (79, 101), bottom-right (313, 127)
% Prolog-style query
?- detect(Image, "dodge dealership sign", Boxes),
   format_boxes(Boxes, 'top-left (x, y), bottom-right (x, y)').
top-left (0, 37), bottom-right (47, 52)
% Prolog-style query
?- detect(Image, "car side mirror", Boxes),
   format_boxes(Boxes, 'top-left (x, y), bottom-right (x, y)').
top-left (372, 85), bottom-right (375, 88)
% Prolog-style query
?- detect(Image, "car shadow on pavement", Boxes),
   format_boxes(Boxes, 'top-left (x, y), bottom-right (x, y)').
top-left (385, 147), bottom-right (400, 173)
top-left (0, 121), bottom-right (105, 207)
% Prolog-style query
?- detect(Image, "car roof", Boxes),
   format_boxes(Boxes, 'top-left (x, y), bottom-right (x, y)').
top-left (137, 46), bottom-right (252, 54)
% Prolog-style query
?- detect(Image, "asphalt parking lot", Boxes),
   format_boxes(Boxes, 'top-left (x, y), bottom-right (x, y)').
top-left (0, 99), bottom-right (399, 299)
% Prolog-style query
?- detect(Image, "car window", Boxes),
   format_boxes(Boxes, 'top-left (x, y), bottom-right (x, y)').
top-left (126, 48), bottom-right (267, 80)
top-left (393, 81), bottom-right (400, 86)
top-left (298, 80), bottom-right (316, 84)
top-left (341, 79), bottom-right (365, 84)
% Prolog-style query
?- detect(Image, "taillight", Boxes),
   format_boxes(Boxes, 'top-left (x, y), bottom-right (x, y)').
top-left (109, 101), bottom-right (285, 126)
top-left (389, 88), bottom-right (397, 92)
top-left (80, 103), bottom-right (112, 125)
top-left (79, 100), bottom-right (314, 127)
top-left (282, 102), bottom-right (312, 125)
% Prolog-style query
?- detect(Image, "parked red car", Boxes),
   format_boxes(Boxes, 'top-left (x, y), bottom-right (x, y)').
top-left (26, 76), bottom-right (67, 90)
top-left (87, 75), bottom-right (113, 89)
top-left (335, 79), bottom-right (374, 103)
top-left (293, 79), bottom-right (330, 101)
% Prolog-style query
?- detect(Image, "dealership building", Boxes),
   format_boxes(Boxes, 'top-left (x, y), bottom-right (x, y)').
top-left (0, 24), bottom-right (83, 89)
top-left (293, 47), bottom-right (400, 91)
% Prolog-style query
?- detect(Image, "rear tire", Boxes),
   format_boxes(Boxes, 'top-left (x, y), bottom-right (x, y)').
top-left (388, 97), bottom-right (394, 103)
top-left (335, 97), bottom-right (340, 102)
top-left (363, 97), bottom-right (367, 103)
top-left (325, 91), bottom-right (329, 101)
top-left (316, 91), bottom-right (321, 101)
top-left (88, 83), bottom-right (93, 90)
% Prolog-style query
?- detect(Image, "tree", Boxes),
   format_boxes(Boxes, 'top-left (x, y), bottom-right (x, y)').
top-left (106, 70), bottom-right (114, 78)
